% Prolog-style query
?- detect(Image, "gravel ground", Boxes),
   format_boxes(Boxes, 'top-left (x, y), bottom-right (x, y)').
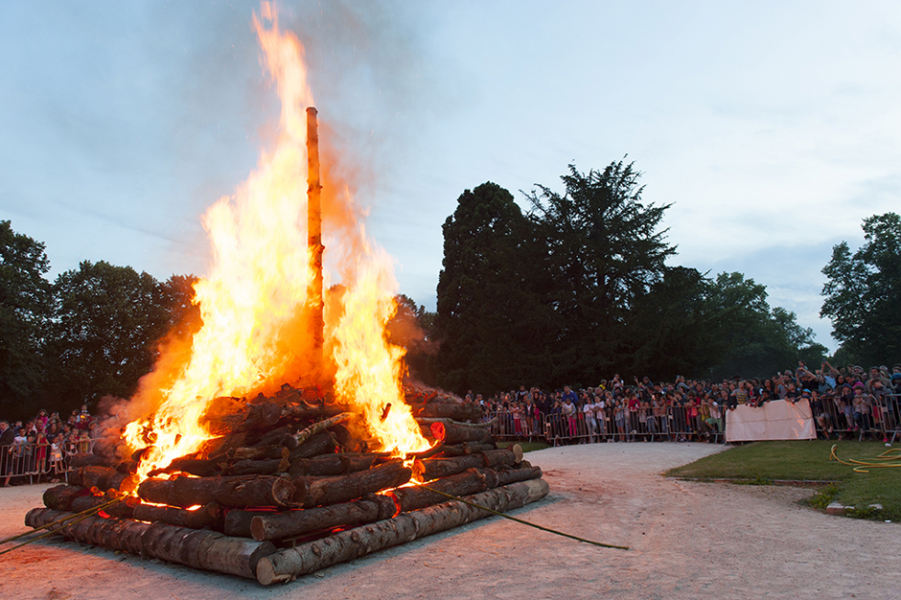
top-left (1, 442), bottom-right (898, 600)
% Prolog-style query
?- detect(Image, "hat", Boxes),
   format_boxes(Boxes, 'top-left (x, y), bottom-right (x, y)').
top-left (802, 389), bottom-right (810, 394)
top-left (854, 382), bottom-right (865, 388)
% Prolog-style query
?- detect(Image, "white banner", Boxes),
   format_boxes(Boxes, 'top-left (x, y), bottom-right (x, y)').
top-left (725, 398), bottom-right (816, 442)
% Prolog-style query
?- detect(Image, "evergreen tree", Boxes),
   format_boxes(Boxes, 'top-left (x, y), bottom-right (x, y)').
top-left (0, 221), bottom-right (52, 418)
top-left (821, 212), bottom-right (901, 366)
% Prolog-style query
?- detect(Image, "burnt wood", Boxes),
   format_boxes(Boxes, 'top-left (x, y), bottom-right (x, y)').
top-left (137, 474), bottom-right (297, 509)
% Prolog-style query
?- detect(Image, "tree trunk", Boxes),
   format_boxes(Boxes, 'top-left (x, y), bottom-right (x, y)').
top-left (288, 431), bottom-right (337, 461)
top-left (149, 457), bottom-right (221, 478)
top-left (480, 446), bottom-right (523, 468)
top-left (201, 398), bottom-right (282, 436)
top-left (294, 462), bottom-right (412, 507)
top-left (430, 421), bottom-right (492, 445)
top-left (250, 495), bottom-right (397, 542)
top-left (408, 401), bottom-right (482, 421)
top-left (223, 508), bottom-right (278, 537)
top-left (137, 474), bottom-right (297, 508)
top-left (390, 468), bottom-right (497, 513)
top-left (439, 442), bottom-right (496, 457)
top-left (42, 484), bottom-right (88, 512)
top-left (412, 454), bottom-right (484, 482)
top-left (255, 478), bottom-right (549, 585)
top-left (226, 457), bottom-right (290, 476)
top-left (132, 502), bottom-right (223, 530)
top-left (288, 453), bottom-right (376, 478)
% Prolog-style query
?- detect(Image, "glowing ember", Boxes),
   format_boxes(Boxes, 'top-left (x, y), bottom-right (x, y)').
top-left (123, 1), bottom-right (428, 483)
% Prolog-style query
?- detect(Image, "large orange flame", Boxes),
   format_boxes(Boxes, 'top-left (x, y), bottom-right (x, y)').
top-left (123, 2), bottom-right (428, 483)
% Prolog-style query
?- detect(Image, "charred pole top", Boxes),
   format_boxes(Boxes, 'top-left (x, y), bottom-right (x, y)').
top-left (306, 107), bottom-right (324, 365)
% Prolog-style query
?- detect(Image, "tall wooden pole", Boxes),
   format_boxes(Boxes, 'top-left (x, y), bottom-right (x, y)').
top-left (306, 107), bottom-right (324, 366)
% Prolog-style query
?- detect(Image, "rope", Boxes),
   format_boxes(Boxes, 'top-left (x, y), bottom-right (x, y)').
top-left (828, 444), bottom-right (901, 473)
top-left (0, 495), bottom-right (126, 555)
top-left (419, 484), bottom-right (629, 551)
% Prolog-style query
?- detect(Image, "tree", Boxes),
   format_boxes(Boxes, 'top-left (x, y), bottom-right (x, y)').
top-left (0, 221), bottom-right (52, 417)
top-left (525, 161), bottom-right (675, 384)
top-left (627, 267), bottom-right (730, 380)
top-left (708, 272), bottom-right (824, 379)
top-left (821, 212), bottom-right (901, 366)
top-left (45, 261), bottom-right (172, 409)
top-left (435, 182), bottom-right (556, 394)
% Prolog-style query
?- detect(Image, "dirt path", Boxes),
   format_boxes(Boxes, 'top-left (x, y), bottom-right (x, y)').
top-left (1, 443), bottom-right (897, 600)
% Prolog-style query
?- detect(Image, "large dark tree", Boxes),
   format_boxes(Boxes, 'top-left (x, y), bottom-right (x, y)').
top-left (45, 261), bottom-right (173, 409)
top-left (525, 162), bottom-right (675, 385)
top-left (821, 212), bottom-right (901, 366)
top-left (435, 182), bottom-right (555, 394)
top-left (708, 272), bottom-right (825, 379)
top-left (627, 266), bottom-right (730, 380)
top-left (0, 221), bottom-right (52, 417)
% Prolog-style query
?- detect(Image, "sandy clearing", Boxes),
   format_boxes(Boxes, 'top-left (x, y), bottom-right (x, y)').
top-left (1, 442), bottom-right (897, 600)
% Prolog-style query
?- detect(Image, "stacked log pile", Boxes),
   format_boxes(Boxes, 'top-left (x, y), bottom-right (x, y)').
top-left (24, 393), bottom-right (548, 585)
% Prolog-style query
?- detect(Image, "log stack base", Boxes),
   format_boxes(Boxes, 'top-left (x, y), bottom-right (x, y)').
top-left (23, 399), bottom-right (550, 585)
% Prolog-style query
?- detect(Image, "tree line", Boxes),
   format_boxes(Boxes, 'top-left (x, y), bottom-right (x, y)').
top-left (1, 219), bottom-right (200, 420)
top-left (2, 161), bottom-right (898, 415)
top-left (417, 162), bottom-right (900, 396)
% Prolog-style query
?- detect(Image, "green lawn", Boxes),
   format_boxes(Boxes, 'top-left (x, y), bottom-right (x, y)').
top-left (666, 441), bottom-right (901, 521)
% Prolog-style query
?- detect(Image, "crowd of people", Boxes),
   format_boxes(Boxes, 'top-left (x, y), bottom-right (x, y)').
top-left (2, 362), bottom-right (900, 485)
top-left (0, 405), bottom-right (98, 486)
top-left (476, 362), bottom-right (901, 444)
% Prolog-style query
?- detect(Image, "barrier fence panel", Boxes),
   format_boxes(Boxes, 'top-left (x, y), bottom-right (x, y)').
top-left (486, 410), bottom-right (545, 442)
top-left (0, 439), bottom-right (96, 485)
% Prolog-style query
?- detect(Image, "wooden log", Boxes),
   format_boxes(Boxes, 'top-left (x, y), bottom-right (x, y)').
top-left (66, 453), bottom-right (108, 468)
top-left (439, 442), bottom-right (496, 457)
top-left (201, 398), bottom-right (282, 436)
top-left (42, 485), bottom-right (88, 512)
top-left (250, 495), bottom-right (397, 542)
top-left (25, 507), bottom-right (276, 580)
top-left (132, 502), bottom-right (223, 530)
top-left (25, 507), bottom-right (152, 555)
top-left (494, 465), bottom-right (543, 486)
top-left (70, 494), bottom-right (135, 519)
top-left (227, 457), bottom-right (291, 476)
top-left (480, 446), bottom-right (523, 468)
top-left (409, 402), bottom-right (482, 422)
top-left (430, 421), bottom-right (491, 445)
top-left (295, 462), bottom-right (412, 508)
top-left (288, 431), bottom-right (337, 461)
top-left (287, 453), bottom-right (376, 478)
top-left (224, 509), bottom-right (278, 537)
top-left (137, 475), bottom-right (297, 508)
top-left (251, 425), bottom-right (298, 451)
top-left (150, 457), bottom-right (220, 478)
top-left (142, 521), bottom-right (277, 579)
top-left (255, 478), bottom-right (550, 585)
top-left (71, 466), bottom-right (117, 489)
top-left (390, 468), bottom-right (497, 513)
top-left (292, 412), bottom-right (352, 445)
top-left (412, 454), bottom-right (484, 482)
top-left (280, 403), bottom-right (346, 423)
top-left (228, 444), bottom-right (290, 462)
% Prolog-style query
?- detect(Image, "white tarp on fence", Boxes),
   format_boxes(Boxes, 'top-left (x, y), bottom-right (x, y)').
top-left (725, 399), bottom-right (816, 442)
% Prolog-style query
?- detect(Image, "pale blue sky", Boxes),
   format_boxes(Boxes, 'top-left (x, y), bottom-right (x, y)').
top-left (3, 1), bottom-right (900, 351)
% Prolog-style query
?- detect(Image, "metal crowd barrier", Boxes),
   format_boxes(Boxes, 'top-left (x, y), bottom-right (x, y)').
top-left (538, 405), bottom-right (725, 446)
top-left (809, 392), bottom-right (900, 442)
top-left (0, 438), bottom-right (97, 486)
top-left (485, 410), bottom-right (545, 442)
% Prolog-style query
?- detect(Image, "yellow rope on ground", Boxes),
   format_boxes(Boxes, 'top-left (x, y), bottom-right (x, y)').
top-left (828, 444), bottom-right (901, 473)
top-left (0, 494), bottom-right (126, 555)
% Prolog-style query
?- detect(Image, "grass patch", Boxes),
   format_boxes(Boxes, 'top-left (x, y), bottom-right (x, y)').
top-left (666, 441), bottom-right (901, 521)
top-left (497, 441), bottom-right (550, 453)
